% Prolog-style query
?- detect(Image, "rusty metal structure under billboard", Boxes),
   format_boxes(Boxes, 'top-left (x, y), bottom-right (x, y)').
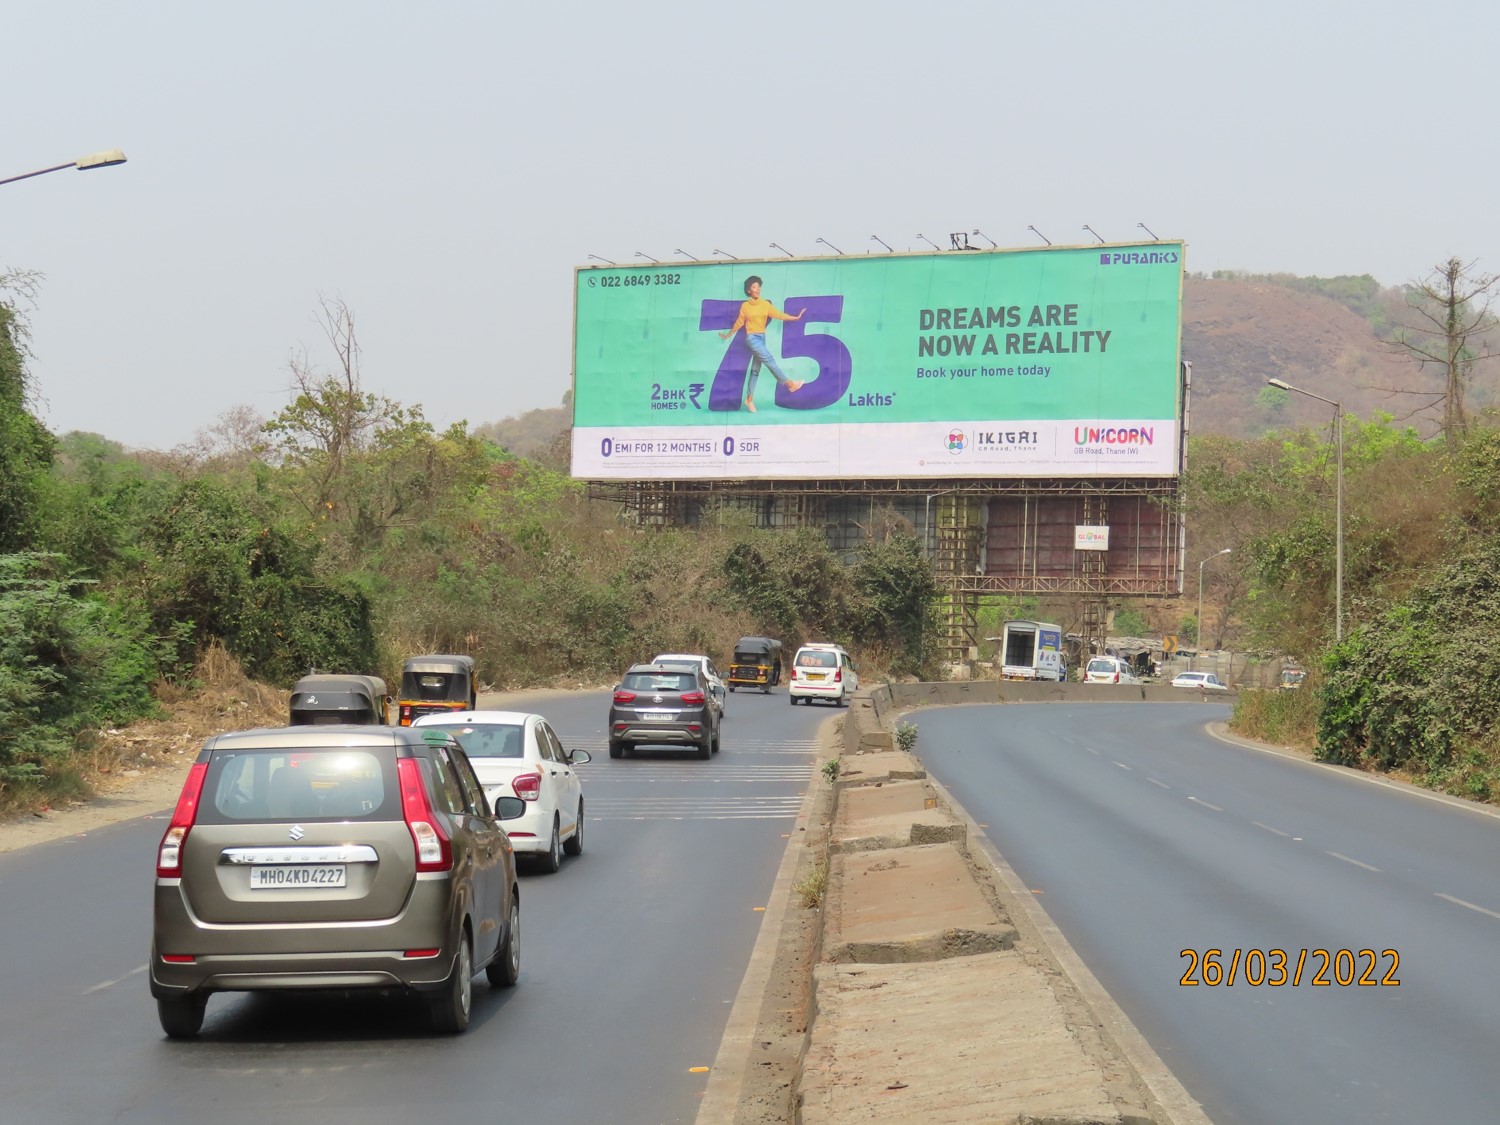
top-left (585, 475), bottom-right (1183, 662)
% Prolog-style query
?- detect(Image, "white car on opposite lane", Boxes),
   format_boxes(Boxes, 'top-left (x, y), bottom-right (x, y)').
top-left (414, 710), bottom-right (590, 872)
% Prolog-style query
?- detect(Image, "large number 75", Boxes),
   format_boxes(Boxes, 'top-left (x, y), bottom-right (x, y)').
top-left (698, 295), bottom-right (851, 412)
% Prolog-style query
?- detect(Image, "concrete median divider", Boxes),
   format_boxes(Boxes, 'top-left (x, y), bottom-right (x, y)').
top-left (798, 687), bottom-right (1206, 1125)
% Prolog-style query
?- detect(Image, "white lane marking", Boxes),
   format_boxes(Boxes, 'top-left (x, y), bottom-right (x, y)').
top-left (1253, 821), bottom-right (1292, 837)
top-left (85, 964), bottom-right (147, 995)
top-left (1327, 851), bottom-right (1381, 872)
top-left (1147, 778), bottom-right (1172, 790)
top-left (1188, 796), bottom-right (1223, 812)
top-left (1114, 762), bottom-right (1133, 771)
top-left (1086, 748), bottom-right (1101, 756)
top-left (1436, 893), bottom-right (1500, 921)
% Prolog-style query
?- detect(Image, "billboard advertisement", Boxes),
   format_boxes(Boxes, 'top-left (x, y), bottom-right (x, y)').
top-left (571, 242), bottom-right (1183, 481)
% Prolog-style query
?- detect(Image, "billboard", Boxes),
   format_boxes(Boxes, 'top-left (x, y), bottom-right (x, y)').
top-left (571, 241), bottom-right (1183, 481)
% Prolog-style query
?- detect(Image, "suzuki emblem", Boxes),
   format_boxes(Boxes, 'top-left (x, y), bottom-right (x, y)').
top-left (289, 824), bottom-right (305, 841)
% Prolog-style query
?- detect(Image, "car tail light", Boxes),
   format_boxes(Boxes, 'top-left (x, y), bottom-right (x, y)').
top-left (681, 690), bottom-right (706, 704)
top-left (832, 669), bottom-right (843, 683)
top-left (512, 768), bottom-right (542, 801)
top-left (160, 954), bottom-right (196, 964)
top-left (613, 690), bottom-right (637, 704)
top-left (399, 703), bottom-right (413, 724)
top-left (397, 757), bottom-right (453, 872)
top-left (156, 762), bottom-right (208, 878)
top-left (1113, 671), bottom-right (1120, 683)
top-left (403, 948), bottom-right (440, 959)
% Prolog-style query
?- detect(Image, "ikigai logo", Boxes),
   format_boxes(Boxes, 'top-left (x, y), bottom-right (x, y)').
top-left (945, 429), bottom-right (967, 455)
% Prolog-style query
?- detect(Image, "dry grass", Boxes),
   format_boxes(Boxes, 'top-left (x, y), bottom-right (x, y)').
top-left (795, 858), bottom-right (829, 909)
top-left (83, 642), bottom-right (288, 791)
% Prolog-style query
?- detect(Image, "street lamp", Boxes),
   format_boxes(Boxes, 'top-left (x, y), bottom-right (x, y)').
top-left (1196, 548), bottom-right (1231, 668)
top-left (1268, 378), bottom-right (1343, 642)
top-left (0, 148), bottom-right (127, 188)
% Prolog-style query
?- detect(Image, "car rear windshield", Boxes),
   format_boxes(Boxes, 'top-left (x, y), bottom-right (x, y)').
top-left (796, 650), bottom-right (837, 668)
top-left (623, 672), bottom-right (695, 692)
top-left (197, 747), bottom-right (398, 823)
top-left (1087, 659), bottom-right (1116, 673)
top-left (422, 723), bottom-right (525, 759)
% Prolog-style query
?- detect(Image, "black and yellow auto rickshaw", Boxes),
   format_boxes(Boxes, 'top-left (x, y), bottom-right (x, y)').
top-left (288, 674), bottom-right (392, 725)
top-left (727, 636), bottom-right (783, 693)
top-left (397, 654), bottom-right (477, 725)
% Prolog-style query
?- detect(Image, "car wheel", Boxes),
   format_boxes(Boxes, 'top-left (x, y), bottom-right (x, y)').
top-left (711, 727), bottom-right (721, 754)
top-left (608, 740), bottom-right (624, 759)
top-left (157, 995), bottom-right (207, 1039)
top-left (788, 694), bottom-right (796, 706)
top-left (486, 895), bottom-right (521, 988)
top-left (697, 732), bottom-right (713, 759)
top-left (563, 801), bottom-right (583, 856)
top-left (836, 691), bottom-right (847, 708)
top-left (729, 685), bottom-right (736, 693)
top-left (429, 934), bottom-right (473, 1034)
top-left (537, 817), bottom-right (562, 873)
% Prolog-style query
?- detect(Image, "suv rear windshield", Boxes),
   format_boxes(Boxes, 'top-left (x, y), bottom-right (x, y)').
top-left (197, 748), bottom-right (398, 823)
top-left (796, 650), bottom-right (838, 668)
top-left (623, 671), bottom-right (695, 692)
top-left (1087, 659), bottom-right (1117, 673)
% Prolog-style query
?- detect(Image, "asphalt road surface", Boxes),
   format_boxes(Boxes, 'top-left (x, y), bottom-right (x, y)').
top-left (913, 701), bottom-right (1500, 1125)
top-left (0, 688), bottom-right (830, 1125)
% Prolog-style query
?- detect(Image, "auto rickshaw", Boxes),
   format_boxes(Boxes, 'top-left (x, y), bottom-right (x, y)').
top-left (288, 674), bottom-right (392, 725)
top-left (398, 654), bottom-right (478, 725)
top-left (727, 636), bottom-right (783, 693)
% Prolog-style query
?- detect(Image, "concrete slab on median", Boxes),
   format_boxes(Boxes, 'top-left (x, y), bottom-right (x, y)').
top-left (798, 951), bottom-right (1133, 1125)
top-left (833, 779), bottom-right (964, 853)
top-left (836, 750), bottom-right (925, 785)
top-left (826, 842), bottom-right (1012, 962)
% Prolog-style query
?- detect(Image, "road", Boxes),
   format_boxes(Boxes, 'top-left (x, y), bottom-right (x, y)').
top-left (0, 688), bottom-right (829, 1125)
top-left (913, 701), bottom-right (1500, 1125)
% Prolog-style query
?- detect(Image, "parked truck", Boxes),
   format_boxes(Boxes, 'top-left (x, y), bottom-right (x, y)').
top-left (999, 620), bottom-right (1066, 681)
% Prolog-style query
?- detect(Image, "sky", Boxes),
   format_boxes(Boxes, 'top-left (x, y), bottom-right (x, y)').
top-left (4, 0), bottom-right (1496, 452)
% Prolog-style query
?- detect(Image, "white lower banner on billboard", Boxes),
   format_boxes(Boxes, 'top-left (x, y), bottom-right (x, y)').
top-left (572, 420), bottom-right (1175, 480)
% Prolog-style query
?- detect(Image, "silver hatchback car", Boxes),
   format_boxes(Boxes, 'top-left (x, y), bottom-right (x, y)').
top-left (151, 725), bottom-right (524, 1038)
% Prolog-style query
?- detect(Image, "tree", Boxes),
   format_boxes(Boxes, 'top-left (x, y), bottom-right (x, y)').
top-left (0, 271), bottom-right (55, 552)
top-left (1389, 257), bottom-right (1500, 451)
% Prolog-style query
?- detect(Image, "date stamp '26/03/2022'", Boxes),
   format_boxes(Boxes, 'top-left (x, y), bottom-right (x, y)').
top-left (1179, 948), bottom-right (1400, 987)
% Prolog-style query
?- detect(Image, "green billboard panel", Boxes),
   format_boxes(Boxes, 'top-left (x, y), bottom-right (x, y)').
top-left (571, 242), bottom-right (1183, 480)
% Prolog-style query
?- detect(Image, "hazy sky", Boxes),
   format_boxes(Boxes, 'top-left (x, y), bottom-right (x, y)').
top-left (5, 1), bottom-right (1494, 451)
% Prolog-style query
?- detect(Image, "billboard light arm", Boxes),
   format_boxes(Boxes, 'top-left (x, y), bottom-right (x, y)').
top-left (815, 237), bottom-right (844, 255)
top-left (712, 249), bottom-right (738, 260)
top-left (634, 251), bottom-right (661, 263)
top-left (674, 249), bottom-right (700, 261)
top-left (586, 253), bottom-right (616, 265)
top-left (917, 234), bottom-right (943, 251)
top-left (1137, 222), bottom-right (1160, 241)
top-left (1027, 225), bottom-right (1051, 245)
top-left (870, 235), bottom-right (893, 253)
top-left (972, 230), bottom-right (998, 248)
top-left (769, 242), bottom-right (793, 257)
top-left (1083, 224), bottom-right (1106, 244)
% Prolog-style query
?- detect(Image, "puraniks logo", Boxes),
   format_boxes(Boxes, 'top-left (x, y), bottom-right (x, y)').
top-left (1099, 250), bottom-right (1179, 266)
top-left (945, 429), bottom-right (967, 454)
top-left (1073, 425), bottom-right (1155, 445)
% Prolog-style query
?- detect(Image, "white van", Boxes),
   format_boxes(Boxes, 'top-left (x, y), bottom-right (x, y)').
top-left (789, 643), bottom-right (858, 706)
top-left (1084, 656), bottom-right (1142, 685)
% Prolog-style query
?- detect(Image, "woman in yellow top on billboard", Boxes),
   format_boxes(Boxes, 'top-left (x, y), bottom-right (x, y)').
top-left (719, 275), bottom-right (806, 413)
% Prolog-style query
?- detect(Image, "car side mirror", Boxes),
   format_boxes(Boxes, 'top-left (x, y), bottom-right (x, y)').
top-left (568, 748), bottom-right (592, 765)
top-left (493, 795), bottom-right (526, 821)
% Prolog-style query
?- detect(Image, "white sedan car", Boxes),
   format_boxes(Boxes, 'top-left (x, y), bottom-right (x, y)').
top-left (1170, 671), bottom-right (1229, 691)
top-left (652, 653), bottom-right (728, 718)
top-left (414, 710), bottom-right (590, 872)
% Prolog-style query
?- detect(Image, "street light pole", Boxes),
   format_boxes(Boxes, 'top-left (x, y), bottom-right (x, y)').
top-left (1196, 548), bottom-right (1231, 669)
top-left (0, 149), bottom-right (127, 188)
top-left (1268, 378), bottom-right (1343, 642)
